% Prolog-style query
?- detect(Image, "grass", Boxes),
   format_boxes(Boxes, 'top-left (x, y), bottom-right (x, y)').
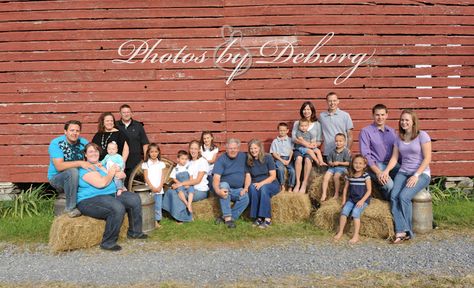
top-left (0, 213), bottom-right (54, 243)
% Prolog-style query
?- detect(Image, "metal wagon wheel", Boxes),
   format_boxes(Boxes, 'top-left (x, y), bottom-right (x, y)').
top-left (127, 157), bottom-right (176, 192)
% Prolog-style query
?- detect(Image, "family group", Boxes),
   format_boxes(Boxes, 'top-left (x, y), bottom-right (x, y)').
top-left (47, 92), bottom-right (432, 250)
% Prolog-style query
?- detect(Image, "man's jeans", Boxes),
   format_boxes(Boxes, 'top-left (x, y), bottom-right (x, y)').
top-left (49, 168), bottom-right (79, 212)
top-left (218, 182), bottom-right (249, 220)
top-left (77, 191), bottom-right (143, 249)
top-left (390, 172), bottom-right (430, 238)
top-left (368, 162), bottom-right (400, 200)
top-left (275, 156), bottom-right (296, 188)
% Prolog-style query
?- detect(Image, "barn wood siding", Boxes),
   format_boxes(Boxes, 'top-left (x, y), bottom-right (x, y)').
top-left (0, 0), bottom-right (473, 182)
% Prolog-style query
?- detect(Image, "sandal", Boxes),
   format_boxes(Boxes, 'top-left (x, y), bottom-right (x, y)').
top-left (391, 233), bottom-right (410, 244)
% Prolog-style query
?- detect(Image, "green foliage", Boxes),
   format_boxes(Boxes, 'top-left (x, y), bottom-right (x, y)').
top-left (0, 184), bottom-right (54, 219)
top-left (0, 213), bottom-right (53, 243)
top-left (429, 177), bottom-right (473, 204)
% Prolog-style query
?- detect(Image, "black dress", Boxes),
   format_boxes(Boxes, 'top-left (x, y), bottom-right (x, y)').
top-left (92, 130), bottom-right (129, 160)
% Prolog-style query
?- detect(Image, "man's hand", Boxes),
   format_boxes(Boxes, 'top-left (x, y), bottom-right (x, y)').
top-left (216, 188), bottom-right (228, 199)
top-left (240, 188), bottom-right (248, 197)
top-left (80, 161), bottom-right (95, 171)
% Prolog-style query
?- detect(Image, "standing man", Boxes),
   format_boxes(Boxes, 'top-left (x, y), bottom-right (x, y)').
top-left (115, 104), bottom-right (150, 184)
top-left (48, 120), bottom-right (92, 217)
top-left (359, 104), bottom-right (399, 200)
top-left (213, 138), bottom-right (250, 228)
top-left (319, 92), bottom-right (354, 157)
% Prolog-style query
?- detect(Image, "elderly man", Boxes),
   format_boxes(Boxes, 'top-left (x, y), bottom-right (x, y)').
top-left (359, 104), bottom-right (399, 200)
top-left (48, 120), bottom-right (92, 217)
top-left (212, 138), bottom-right (250, 228)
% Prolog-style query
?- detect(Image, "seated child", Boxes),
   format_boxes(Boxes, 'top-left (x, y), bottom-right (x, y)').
top-left (334, 154), bottom-right (371, 244)
top-left (170, 150), bottom-right (195, 212)
top-left (101, 141), bottom-right (125, 196)
top-left (270, 122), bottom-right (296, 192)
top-left (321, 133), bottom-right (351, 201)
top-left (294, 118), bottom-right (327, 166)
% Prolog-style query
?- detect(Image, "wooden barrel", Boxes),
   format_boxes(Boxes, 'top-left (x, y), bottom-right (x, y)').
top-left (133, 185), bottom-right (156, 233)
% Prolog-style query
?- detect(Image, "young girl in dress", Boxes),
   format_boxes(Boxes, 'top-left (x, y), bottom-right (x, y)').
top-left (199, 131), bottom-right (219, 187)
top-left (334, 154), bottom-right (372, 244)
top-left (142, 143), bottom-right (166, 228)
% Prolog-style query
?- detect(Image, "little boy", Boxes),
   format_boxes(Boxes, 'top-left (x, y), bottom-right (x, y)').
top-left (294, 118), bottom-right (327, 166)
top-left (101, 141), bottom-right (126, 196)
top-left (321, 133), bottom-right (351, 201)
top-left (270, 122), bottom-right (296, 192)
top-left (170, 150), bottom-right (195, 213)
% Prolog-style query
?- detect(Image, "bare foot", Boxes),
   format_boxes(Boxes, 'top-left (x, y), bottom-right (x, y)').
top-left (349, 236), bottom-right (360, 244)
top-left (320, 161), bottom-right (328, 166)
top-left (334, 233), bottom-right (343, 242)
top-left (116, 189), bottom-right (124, 197)
top-left (281, 185), bottom-right (285, 192)
top-left (320, 194), bottom-right (327, 202)
top-left (299, 185), bottom-right (307, 194)
top-left (187, 203), bottom-right (193, 213)
top-left (332, 194), bottom-right (339, 200)
top-left (293, 184), bottom-right (300, 194)
top-left (155, 222), bottom-right (162, 229)
top-left (288, 188), bottom-right (293, 193)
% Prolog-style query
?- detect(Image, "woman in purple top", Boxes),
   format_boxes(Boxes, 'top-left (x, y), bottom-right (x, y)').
top-left (381, 109), bottom-right (431, 244)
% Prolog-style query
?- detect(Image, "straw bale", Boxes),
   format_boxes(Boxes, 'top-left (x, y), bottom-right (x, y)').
top-left (310, 198), bottom-right (341, 232)
top-left (49, 215), bottom-right (128, 252)
top-left (192, 196), bottom-right (221, 221)
top-left (271, 191), bottom-right (312, 223)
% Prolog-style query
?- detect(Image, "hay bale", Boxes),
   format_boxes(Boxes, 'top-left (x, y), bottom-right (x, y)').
top-left (192, 197), bottom-right (221, 221)
top-left (49, 215), bottom-right (129, 252)
top-left (358, 199), bottom-right (394, 239)
top-left (271, 191), bottom-right (312, 223)
top-left (311, 198), bottom-right (341, 232)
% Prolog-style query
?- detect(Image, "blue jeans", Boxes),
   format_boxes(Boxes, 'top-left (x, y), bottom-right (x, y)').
top-left (77, 191), bottom-right (143, 249)
top-left (249, 180), bottom-right (280, 219)
top-left (49, 168), bottom-right (79, 212)
top-left (390, 171), bottom-right (431, 238)
top-left (175, 171), bottom-right (195, 194)
top-left (369, 162), bottom-right (400, 200)
top-left (275, 156), bottom-right (296, 187)
top-left (114, 177), bottom-right (124, 191)
top-left (327, 166), bottom-right (347, 175)
top-left (162, 188), bottom-right (208, 222)
top-left (341, 200), bottom-right (368, 219)
top-left (218, 182), bottom-right (249, 220)
top-left (154, 193), bottom-right (163, 221)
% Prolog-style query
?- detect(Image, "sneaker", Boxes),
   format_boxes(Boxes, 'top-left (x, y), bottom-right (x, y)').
top-left (215, 217), bottom-right (225, 225)
top-left (252, 218), bottom-right (263, 227)
top-left (100, 244), bottom-right (122, 251)
top-left (66, 208), bottom-right (81, 218)
top-left (225, 220), bottom-right (236, 229)
top-left (127, 233), bottom-right (148, 240)
top-left (259, 220), bottom-right (272, 229)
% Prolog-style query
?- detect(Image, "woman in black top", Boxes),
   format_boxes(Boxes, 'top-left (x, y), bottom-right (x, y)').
top-left (92, 112), bottom-right (129, 162)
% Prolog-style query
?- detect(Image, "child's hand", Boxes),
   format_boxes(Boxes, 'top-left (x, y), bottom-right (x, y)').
top-left (328, 162), bottom-right (334, 167)
top-left (356, 200), bottom-right (365, 208)
top-left (283, 160), bottom-right (290, 166)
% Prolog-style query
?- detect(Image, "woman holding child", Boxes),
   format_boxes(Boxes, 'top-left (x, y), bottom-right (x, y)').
top-left (380, 109), bottom-right (431, 244)
top-left (76, 143), bottom-right (146, 252)
top-left (92, 112), bottom-right (129, 162)
top-left (162, 140), bottom-right (210, 222)
top-left (246, 139), bottom-right (280, 229)
top-left (292, 101), bottom-right (323, 193)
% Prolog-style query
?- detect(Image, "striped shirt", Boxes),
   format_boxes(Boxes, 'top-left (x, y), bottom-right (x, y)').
top-left (345, 172), bottom-right (371, 204)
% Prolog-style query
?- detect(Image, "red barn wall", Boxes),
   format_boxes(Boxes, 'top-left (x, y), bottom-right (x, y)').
top-left (0, 0), bottom-right (473, 182)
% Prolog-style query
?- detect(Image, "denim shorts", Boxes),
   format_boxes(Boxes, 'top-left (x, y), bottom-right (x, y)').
top-left (327, 166), bottom-right (347, 175)
top-left (341, 200), bottom-right (368, 219)
top-left (297, 146), bottom-right (308, 155)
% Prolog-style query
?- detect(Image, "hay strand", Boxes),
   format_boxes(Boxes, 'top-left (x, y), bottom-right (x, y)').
top-left (271, 191), bottom-right (312, 223)
top-left (192, 197), bottom-right (221, 221)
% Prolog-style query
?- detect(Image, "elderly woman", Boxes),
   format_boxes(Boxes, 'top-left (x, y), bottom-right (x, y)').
top-left (292, 101), bottom-right (323, 193)
top-left (76, 143), bottom-right (146, 251)
top-left (162, 140), bottom-right (210, 222)
top-left (92, 112), bottom-right (129, 162)
top-left (381, 109), bottom-right (431, 244)
top-left (245, 139), bottom-right (281, 229)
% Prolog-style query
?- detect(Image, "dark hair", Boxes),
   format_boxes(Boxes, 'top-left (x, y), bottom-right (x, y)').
top-left (83, 143), bottom-right (102, 161)
top-left (347, 154), bottom-right (368, 177)
top-left (335, 133), bottom-right (346, 140)
top-left (119, 104), bottom-right (131, 111)
top-left (277, 122), bottom-right (288, 129)
top-left (200, 131), bottom-right (217, 151)
top-left (246, 139), bottom-right (265, 167)
top-left (64, 120), bottom-right (82, 131)
top-left (97, 112), bottom-right (116, 133)
top-left (399, 109), bottom-right (420, 141)
top-left (372, 104), bottom-right (388, 114)
top-left (326, 91), bottom-right (338, 99)
top-left (299, 118), bottom-right (310, 124)
top-left (177, 150), bottom-right (189, 158)
top-left (145, 143), bottom-right (161, 161)
top-left (299, 101), bottom-right (317, 122)
top-left (189, 140), bottom-right (202, 160)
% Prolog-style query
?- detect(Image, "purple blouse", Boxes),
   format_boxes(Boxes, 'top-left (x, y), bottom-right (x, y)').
top-left (395, 130), bottom-right (431, 176)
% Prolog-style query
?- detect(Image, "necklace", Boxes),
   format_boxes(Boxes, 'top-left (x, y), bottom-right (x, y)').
top-left (101, 132), bottom-right (113, 150)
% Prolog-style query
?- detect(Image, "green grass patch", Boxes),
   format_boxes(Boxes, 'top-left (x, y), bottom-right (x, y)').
top-left (0, 213), bottom-right (54, 243)
top-left (433, 200), bottom-right (474, 228)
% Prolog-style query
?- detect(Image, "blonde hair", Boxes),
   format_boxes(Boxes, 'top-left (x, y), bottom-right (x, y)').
top-left (246, 139), bottom-right (265, 167)
top-left (399, 109), bottom-right (420, 141)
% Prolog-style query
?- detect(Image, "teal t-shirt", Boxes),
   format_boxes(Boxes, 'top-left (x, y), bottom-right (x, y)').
top-left (47, 135), bottom-right (88, 180)
top-left (77, 166), bottom-right (116, 203)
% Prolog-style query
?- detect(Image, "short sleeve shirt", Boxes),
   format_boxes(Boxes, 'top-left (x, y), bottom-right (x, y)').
top-left (142, 159), bottom-right (166, 194)
top-left (77, 167), bottom-right (116, 203)
top-left (319, 109), bottom-right (354, 155)
top-left (292, 121), bottom-right (322, 143)
top-left (47, 135), bottom-right (88, 180)
top-left (188, 157), bottom-right (210, 192)
top-left (395, 130), bottom-right (431, 176)
top-left (213, 152), bottom-right (247, 189)
top-left (200, 146), bottom-right (219, 173)
top-left (327, 148), bottom-right (351, 167)
top-left (345, 172), bottom-right (371, 204)
top-left (245, 154), bottom-right (276, 183)
top-left (270, 136), bottom-right (293, 157)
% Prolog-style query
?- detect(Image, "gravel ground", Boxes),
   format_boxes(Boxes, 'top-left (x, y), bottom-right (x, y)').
top-left (0, 235), bottom-right (473, 286)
